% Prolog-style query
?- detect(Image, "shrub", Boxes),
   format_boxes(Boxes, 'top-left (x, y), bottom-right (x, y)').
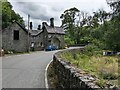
top-left (92, 39), bottom-right (105, 49)
top-left (83, 44), bottom-right (100, 56)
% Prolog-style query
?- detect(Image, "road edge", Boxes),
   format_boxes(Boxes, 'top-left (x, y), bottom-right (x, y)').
top-left (45, 59), bottom-right (53, 90)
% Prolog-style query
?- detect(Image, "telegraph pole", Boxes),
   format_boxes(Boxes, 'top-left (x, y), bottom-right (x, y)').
top-left (28, 14), bottom-right (30, 53)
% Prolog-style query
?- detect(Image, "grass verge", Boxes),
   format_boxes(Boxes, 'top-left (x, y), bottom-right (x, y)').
top-left (60, 45), bottom-right (120, 88)
top-left (47, 62), bottom-right (60, 89)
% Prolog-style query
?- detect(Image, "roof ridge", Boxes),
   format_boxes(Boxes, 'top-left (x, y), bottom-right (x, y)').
top-left (45, 24), bottom-right (65, 35)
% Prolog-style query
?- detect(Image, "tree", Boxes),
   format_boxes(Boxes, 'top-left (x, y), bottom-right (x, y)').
top-left (60, 7), bottom-right (79, 28)
top-left (75, 11), bottom-right (89, 44)
top-left (106, 0), bottom-right (120, 16)
top-left (2, 1), bottom-right (12, 28)
top-left (60, 7), bottom-right (90, 44)
top-left (2, 0), bottom-right (24, 29)
top-left (60, 7), bottom-right (80, 44)
top-left (61, 4), bottom-right (120, 51)
top-left (105, 0), bottom-right (120, 51)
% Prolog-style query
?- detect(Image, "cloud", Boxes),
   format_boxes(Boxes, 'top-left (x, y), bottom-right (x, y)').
top-left (8, 0), bottom-right (111, 29)
top-left (9, 1), bottom-right (66, 29)
top-left (14, 2), bottom-right (52, 21)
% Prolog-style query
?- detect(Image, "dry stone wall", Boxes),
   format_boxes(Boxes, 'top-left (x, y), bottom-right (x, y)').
top-left (52, 48), bottom-right (119, 90)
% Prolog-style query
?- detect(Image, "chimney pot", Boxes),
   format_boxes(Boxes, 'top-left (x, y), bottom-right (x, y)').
top-left (50, 18), bottom-right (54, 27)
top-left (37, 25), bottom-right (41, 30)
top-left (30, 22), bottom-right (33, 30)
top-left (42, 22), bottom-right (48, 28)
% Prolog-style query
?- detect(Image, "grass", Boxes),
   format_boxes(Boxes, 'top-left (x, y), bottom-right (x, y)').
top-left (4, 50), bottom-right (39, 56)
top-left (47, 62), bottom-right (60, 89)
top-left (60, 48), bottom-right (120, 88)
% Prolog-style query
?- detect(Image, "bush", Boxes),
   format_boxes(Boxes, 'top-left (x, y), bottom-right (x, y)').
top-left (92, 39), bottom-right (105, 49)
top-left (80, 37), bottom-right (91, 44)
top-left (83, 44), bottom-right (101, 56)
top-left (64, 36), bottom-right (74, 45)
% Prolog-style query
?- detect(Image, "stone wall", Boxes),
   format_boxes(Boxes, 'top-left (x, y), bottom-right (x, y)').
top-left (52, 48), bottom-right (119, 89)
top-left (49, 34), bottom-right (65, 49)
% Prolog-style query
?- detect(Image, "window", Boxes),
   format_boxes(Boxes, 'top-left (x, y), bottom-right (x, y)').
top-left (40, 42), bottom-right (43, 46)
top-left (48, 34), bottom-right (52, 38)
top-left (14, 30), bottom-right (19, 40)
top-left (48, 40), bottom-right (51, 42)
top-left (31, 42), bottom-right (34, 47)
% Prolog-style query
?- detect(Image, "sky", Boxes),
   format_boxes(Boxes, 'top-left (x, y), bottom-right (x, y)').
top-left (8, 0), bottom-right (111, 29)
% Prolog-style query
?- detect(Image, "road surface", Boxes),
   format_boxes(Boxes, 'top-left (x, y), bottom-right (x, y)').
top-left (2, 51), bottom-right (57, 88)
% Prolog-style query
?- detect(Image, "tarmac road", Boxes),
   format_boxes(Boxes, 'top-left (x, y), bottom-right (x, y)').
top-left (2, 51), bottom-right (57, 88)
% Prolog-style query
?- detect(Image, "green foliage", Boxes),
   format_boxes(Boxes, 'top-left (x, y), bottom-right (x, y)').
top-left (60, 7), bottom-right (79, 28)
top-left (91, 39), bottom-right (105, 49)
top-left (100, 72), bottom-right (118, 80)
top-left (2, 1), bottom-right (12, 28)
top-left (64, 35), bottom-right (74, 45)
top-left (61, 2), bottom-right (120, 51)
top-left (2, 0), bottom-right (24, 29)
top-left (80, 37), bottom-right (90, 44)
top-left (60, 2), bottom-right (120, 87)
top-left (96, 79), bottom-right (105, 88)
top-left (83, 44), bottom-right (101, 56)
top-left (60, 7), bottom-right (80, 44)
top-left (61, 7), bottom-right (90, 44)
top-left (60, 49), bottom-right (119, 88)
top-left (107, 0), bottom-right (120, 17)
top-left (103, 21), bottom-right (120, 51)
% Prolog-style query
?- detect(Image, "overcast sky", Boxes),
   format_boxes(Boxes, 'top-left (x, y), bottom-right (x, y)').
top-left (8, 0), bottom-right (111, 29)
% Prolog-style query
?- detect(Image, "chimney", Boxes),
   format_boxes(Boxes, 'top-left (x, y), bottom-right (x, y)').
top-left (50, 18), bottom-right (54, 27)
top-left (42, 22), bottom-right (48, 28)
top-left (37, 25), bottom-right (41, 30)
top-left (30, 22), bottom-right (33, 30)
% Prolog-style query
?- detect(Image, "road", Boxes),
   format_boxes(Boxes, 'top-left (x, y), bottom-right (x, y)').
top-left (2, 51), bottom-right (57, 88)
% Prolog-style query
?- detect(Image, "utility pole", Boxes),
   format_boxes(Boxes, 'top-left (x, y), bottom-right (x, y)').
top-left (78, 12), bottom-right (81, 27)
top-left (28, 14), bottom-right (30, 53)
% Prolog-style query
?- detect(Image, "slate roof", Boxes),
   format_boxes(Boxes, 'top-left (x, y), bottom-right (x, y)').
top-left (15, 20), bottom-right (65, 36)
top-left (45, 25), bottom-right (65, 35)
top-left (14, 21), bottom-right (28, 33)
top-left (14, 21), bottom-right (43, 36)
top-left (29, 30), bottom-right (43, 36)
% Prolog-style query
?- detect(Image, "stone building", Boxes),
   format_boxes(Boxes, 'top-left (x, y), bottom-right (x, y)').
top-left (42, 18), bottom-right (65, 49)
top-left (2, 21), bottom-right (29, 52)
top-left (2, 18), bottom-right (65, 52)
top-left (29, 29), bottom-right (44, 51)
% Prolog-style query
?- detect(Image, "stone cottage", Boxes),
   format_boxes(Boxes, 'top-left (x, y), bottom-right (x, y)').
top-left (2, 18), bottom-right (65, 52)
top-left (42, 18), bottom-right (65, 49)
top-left (2, 21), bottom-right (29, 52)
top-left (29, 29), bottom-right (44, 51)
